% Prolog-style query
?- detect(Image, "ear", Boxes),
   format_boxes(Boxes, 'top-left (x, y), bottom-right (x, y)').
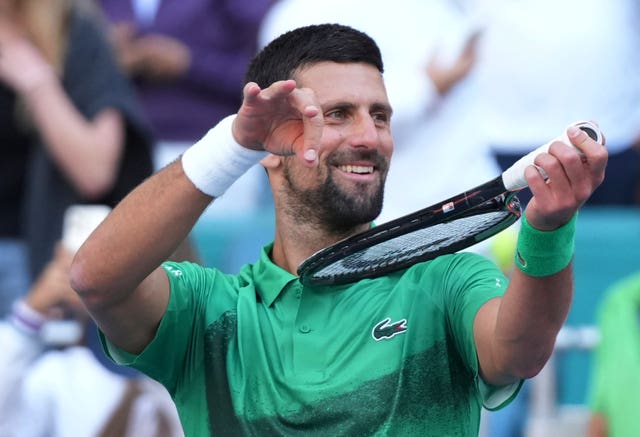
top-left (260, 153), bottom-right (282, 169)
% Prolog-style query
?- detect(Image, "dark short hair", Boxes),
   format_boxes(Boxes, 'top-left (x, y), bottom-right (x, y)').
top-left (244, 23), bottom-right (384, 88)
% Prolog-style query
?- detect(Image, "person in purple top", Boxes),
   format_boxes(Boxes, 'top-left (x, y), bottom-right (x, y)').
top-left (98, 0), bottom-right (275, 168)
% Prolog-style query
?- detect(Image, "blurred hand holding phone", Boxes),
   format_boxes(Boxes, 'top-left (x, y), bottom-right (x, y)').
top-left (39, 205), bottom-right (111, 346)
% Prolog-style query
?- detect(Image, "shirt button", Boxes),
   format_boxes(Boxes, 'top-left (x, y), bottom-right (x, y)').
top-left (299, 325), bottom-right (310, 333)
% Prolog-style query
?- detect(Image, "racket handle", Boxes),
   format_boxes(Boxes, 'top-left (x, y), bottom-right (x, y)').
top-left (501, 120), bottom-right (604, 191)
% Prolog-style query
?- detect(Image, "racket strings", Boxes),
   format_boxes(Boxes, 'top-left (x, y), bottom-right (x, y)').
top-left (313, 211), bottom-right (511, 278)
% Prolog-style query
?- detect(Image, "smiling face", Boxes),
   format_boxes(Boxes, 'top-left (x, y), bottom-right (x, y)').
top-left (274, 61), bottom-right (394, 234)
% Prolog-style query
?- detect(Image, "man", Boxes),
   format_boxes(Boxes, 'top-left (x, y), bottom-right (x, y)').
top-left (70, 24), bottom-right (608, 436)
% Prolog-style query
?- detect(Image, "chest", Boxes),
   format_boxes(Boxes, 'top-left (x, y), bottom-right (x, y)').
top-left (230, 282), bottom-right (451, 389)
top-left (196, 281), bottom-right (478, 433)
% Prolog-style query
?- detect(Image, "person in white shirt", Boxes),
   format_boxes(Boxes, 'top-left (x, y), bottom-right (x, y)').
top-left (0, 244), bottom-right (184, 437)
top-left (469, 0), bottom-right (640, 205)
top-left (259, 0), bottom-right (498, 224)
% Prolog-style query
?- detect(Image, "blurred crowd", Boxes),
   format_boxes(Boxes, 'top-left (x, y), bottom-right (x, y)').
top-left (1, 0), bottom-right (639, 435)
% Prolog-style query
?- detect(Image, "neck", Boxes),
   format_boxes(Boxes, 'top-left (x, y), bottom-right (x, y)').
top-left (270, 210), bottom-right (370, 276)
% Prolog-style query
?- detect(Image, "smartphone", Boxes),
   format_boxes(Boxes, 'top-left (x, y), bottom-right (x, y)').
top-left (61, 204), bottom-right (112, 253)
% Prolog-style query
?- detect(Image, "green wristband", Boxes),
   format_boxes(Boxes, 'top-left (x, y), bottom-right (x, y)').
top-left (515, 213), bottom-right (577, 277)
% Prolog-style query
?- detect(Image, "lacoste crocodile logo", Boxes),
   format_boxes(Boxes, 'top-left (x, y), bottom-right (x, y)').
top-left (372, 317), bottom-right (407, 341)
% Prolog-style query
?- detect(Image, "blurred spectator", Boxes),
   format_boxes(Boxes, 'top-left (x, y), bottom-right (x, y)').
top-left (468, 0), bottom-right (640, 205)
top-left (97, 0), bottom-right (275, 217)
top-left (0, 242), bottom-right (183, 437)
top-left (417, 0), bottom-right (640, 432)
top-left (0, 81), bottom-right (30, 318)
top-left (587, 272), bottom-right (640, 437)
top-left (0, 0), bottom-right (153, 305)
top-left (259, 0), bottom-right (499, 225)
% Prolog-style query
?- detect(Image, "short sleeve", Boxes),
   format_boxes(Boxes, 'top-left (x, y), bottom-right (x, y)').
top-left (100, 261), bottom-right (237, 395)
top-left (426, 253), bottom-right (521, 409)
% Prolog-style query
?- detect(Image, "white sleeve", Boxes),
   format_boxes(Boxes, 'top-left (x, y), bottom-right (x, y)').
top-left (0, 321), bottom-right (43, 433)
top-left (478, 378), bottom-right (523, 411)
top-left (125, 378), bottom-right (184, 437)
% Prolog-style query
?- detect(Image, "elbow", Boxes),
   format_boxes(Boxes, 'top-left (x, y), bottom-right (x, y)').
top-left (507, 349), bottom-right (553, 381)
top-left (513, 362), bottom-right (546, 380)
top-left (69, 251), bottom-right (110, 310)
top-left (488, 342), bottom-right (554, 383)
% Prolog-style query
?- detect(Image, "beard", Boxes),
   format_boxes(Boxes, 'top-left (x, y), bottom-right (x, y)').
top-left (281, 150), bottom-right (387, 234)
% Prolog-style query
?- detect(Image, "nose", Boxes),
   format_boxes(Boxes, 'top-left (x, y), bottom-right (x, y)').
top-left (349, 114), bottom-right (379, 149)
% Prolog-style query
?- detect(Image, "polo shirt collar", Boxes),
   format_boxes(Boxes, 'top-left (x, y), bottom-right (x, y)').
top-left (251, 242), bottom-right (298, 306)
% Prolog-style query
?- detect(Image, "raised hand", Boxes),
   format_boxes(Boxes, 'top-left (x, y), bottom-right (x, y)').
top-left (0, 22), bottom-right (56, 95)
top-left (232, 80), bottom-right (324, 166)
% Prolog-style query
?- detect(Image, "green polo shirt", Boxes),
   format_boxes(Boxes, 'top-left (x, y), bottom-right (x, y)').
top-left (102, 244), bottom-right (521, 436)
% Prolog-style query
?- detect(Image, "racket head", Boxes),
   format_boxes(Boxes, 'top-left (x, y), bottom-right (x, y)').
top-left (297, 192), bottom-right (522, 286)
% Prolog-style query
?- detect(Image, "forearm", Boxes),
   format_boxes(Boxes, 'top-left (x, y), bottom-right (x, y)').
top-left (21, 74), bottom-right (123, 199)
top-left (71, 113), bottom-right (267, 352)
top-left (477, 214), bottom-right (577, 384)
top-left (478, 124), bottom-right (607, 383)
top-left (71, 161), bottom-right (210, 308)
top-left (494, 266), bottom-right (573, 377)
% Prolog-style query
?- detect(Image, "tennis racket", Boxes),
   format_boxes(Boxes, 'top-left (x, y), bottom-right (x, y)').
top-left (297, 121), bottom-right (604, 286)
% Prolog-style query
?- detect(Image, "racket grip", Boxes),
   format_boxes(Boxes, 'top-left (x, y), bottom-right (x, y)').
top-left (501, 120), bottom-right (604, 191)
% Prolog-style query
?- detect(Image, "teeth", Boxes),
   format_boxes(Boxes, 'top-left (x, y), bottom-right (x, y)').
top-left (338, 165), bottom-right (374, 174)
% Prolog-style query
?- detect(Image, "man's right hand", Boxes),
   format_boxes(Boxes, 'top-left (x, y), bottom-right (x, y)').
top-left (232, 80), bottom-right (324, 166)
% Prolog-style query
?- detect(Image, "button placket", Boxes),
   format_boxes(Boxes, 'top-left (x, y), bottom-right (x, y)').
top-left (298, 324), bottom-right (310, 334)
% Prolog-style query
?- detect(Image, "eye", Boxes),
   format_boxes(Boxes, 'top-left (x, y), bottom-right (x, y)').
top-left (372, 111), bottom-right (390, 125)
top-left (326, 109), bottom-right (346, 120)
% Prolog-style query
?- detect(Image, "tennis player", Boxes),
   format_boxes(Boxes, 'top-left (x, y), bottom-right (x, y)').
top-left (70, 24), bottom-right (608, 436)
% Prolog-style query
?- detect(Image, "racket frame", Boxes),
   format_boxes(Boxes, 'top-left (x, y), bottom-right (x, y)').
top-left (297, 177), bottom-right (522, 286)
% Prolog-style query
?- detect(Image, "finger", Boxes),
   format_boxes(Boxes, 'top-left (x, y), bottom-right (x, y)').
top-left (241, 81), bottom-right (263, 105)
top-left (525, 148), bottom-right (574, 207)
top-left (535, 148), bottom-right (574, 194)
top-left (524, 163), bottom-right (549, 198)
top-left (300, 104), bottom-right (322, 165)
top-left (286, 87), bottom-right (322, 166)
top-left (239, 81), bottom-right (300, 149)
top-left (525, 154), bottom-right (577, 229)
top-left (566, 125), bottom-right (608, 181)
top-left (586, 119), bottom-right (607, 147)
top-left (533, 142), bottom-right (600, 212)
top-left (252, 79), bottom-right (297, 104)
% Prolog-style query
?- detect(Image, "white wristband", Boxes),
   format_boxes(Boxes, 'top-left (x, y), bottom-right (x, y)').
top-left (10, 300), bottom-right (46, 336)
top-left (182, 115), bottom-right (269, 197)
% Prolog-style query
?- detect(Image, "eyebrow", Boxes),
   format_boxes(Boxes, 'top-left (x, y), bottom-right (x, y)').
top-left (324, 101), bottom-right (394, 116)
top-left (371, 102), bottom-right (394, 117)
